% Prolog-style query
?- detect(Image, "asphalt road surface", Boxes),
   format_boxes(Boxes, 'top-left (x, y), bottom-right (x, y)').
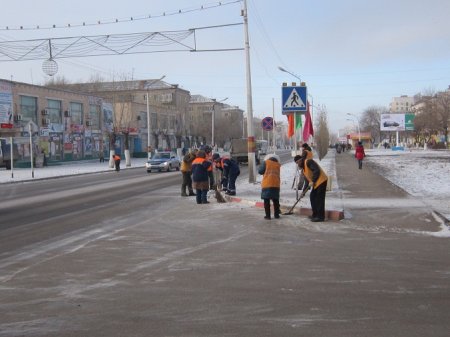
top-left (0, 151), bottom-right (448, 337)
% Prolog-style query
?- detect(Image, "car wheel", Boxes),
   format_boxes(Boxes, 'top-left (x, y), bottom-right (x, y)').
top-left (176, 165), bottom-right (180, 171)
top-left (167, 165), bottom-right (171, 172)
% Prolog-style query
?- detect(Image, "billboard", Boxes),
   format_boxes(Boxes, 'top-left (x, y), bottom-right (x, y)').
top-left (380, 114), bottom-right (405, 131)
top-left (0, 80), bottom-right (13, 124)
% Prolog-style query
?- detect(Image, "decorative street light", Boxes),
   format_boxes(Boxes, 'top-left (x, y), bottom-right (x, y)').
top-left (146, 75), bottom-right (166, 158)
top-left (346, 113), bottom-right (361, 141)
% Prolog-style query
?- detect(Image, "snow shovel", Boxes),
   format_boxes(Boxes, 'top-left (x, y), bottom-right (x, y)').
top-left (215, 186), bottom-right (227, 203)
top-left (282, 191), bottom-right (307, 215)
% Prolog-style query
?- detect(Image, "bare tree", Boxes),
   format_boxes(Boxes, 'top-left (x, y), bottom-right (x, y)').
top-left (434, 91), bottom-right (450, 144)
top-left (414, 97), bottom-right (442, 146)
top-left (314, 106), bottom-right (329, 160)
top-left (360, 105), bottom-right (389, 144)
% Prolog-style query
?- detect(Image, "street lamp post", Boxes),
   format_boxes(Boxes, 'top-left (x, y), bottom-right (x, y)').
top-left (212, 97), bottom-right (228, 148)
top-left (146, 75), bottom-right (166, 158)
top-left (346, 113), bottom-right (361, 141)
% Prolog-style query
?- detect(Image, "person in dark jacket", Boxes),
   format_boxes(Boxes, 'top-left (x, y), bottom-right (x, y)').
top-left (355, 141), bottom-right (366, 169)
top-left (191, 150), bottom-right (212, 204)
top-left (259, 154), bottom-right (281, 220)
top-left (295, 155), bottom-right (328, 222)
top-left (212, 153), bottom-right (240, 196)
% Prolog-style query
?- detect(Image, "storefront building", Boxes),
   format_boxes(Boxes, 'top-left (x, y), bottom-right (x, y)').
top-left (0, 79), bottom-right (109, 166)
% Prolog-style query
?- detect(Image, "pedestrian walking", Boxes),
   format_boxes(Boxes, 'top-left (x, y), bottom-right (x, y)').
top-left (180, 149), bottom-right (197, 197)
top-left (355, 141), bottom-right (366, 170)
top-left (295, 155), bottom-right (328, 222)
top-left (259, 154), bottom-right (281, 220)
top-left (212, 153), bottom-right (240, 196)
top-left (191, 150), bottom-right (212, 204)
top-left (113, 154), bottom-right (121, 171)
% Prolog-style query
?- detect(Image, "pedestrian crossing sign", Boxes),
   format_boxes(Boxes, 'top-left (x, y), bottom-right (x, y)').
top-left (282, 85), bottom-right (307, 114)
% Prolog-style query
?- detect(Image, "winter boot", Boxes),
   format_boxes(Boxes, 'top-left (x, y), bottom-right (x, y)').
top-left (274, 200), bottom-right (281, 219)
top-left (188, 189), bottom-right (196, 196)
top-left (181, 186), bottom-right (188, 197)
top-left (264, 200), bottom-right (271, 220)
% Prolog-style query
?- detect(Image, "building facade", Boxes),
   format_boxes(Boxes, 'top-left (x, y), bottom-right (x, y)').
top-left (64, 80), bottom-right (192, 153)
top-left (0, 79), bottom-right (108, 166)
top-left (389, 95), bottom-right (416, 113)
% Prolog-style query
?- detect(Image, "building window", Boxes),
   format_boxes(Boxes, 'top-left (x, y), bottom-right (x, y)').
top-left (47, 99), bottom-right (62, 124)
top-left (89, 104), bottom-right (101, 129)
top-left (19, 95), bottom-right (37, 123)
top-left (70, 102), bottom-right (83, 125)
top-left (151, 112), bottom-right (157, 130)
top-left (169, 116), bottom-right (175, 129)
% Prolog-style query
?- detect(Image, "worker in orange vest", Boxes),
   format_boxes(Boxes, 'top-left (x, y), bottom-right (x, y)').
top-left (295, 155), bottom-right (328, 222)
top-left (113, 154), bottom-right (121, 172)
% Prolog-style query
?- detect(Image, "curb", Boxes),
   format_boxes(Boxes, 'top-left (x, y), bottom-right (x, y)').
top-left (223, 194), bottom-right (345, 221)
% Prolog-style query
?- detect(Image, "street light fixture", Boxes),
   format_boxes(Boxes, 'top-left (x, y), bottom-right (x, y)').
top-left (278, 66), bottom-right (302, 83)
top-left (346, 113), bottom-right (361, 141)
top-left (212, 97), bottom-right (228, 148)
top-left (146, 75), bottom-right (166, 158)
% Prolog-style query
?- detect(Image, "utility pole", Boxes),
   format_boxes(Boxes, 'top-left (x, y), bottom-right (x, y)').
top-left (242, 0), bottom-right (256, 183)
top-left (146, 75), bottom-right (166, 158)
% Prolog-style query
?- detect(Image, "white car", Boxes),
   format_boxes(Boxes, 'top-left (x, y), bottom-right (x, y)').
top-left (145, 152), bottom-right (181, 172)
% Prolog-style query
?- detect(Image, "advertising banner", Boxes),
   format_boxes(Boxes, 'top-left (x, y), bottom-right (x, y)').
top-left (405, 114), bottom-right (415, 131)
top-left (0, 80), bottom-right (13, 124)
top-left (102, 102), bottom-right (114, 132)
top-left (380, 114), bottom-right (405, 131)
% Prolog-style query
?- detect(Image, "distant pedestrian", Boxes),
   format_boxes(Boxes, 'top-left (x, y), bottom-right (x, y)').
top-left (295, 155), bottom-right (328, 222)
top-left (212, 153), bottom-right (240, 196)
top-left (355, 141), bottom-right (365, 170)
top-left (113, 154), bottom-right (121, 171)
top-left (259, 154), bottom-right (281, 220)
top-left (301, 143), bottom-right (313, 159)
top-left (191, 150), bottom-right (212, 204)
top-left (99, 152), bottom-right (105, 163)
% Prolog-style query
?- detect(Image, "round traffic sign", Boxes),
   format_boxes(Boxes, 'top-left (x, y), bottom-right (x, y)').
top-left (262, 117), bottom-right (273, 131)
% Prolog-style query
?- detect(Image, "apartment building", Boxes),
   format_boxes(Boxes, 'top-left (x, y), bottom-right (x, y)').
top-left (389, 95), bottom-right (416, 113)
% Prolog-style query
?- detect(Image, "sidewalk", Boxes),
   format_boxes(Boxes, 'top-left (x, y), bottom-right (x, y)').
top-left (226, 150), bottom-right (449, 227)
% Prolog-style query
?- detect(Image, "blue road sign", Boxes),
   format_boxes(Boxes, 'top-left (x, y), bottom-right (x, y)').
top-left (262, 117), bottom-right (273, 131)
top-left (282, 86), bottom-right (307, 114)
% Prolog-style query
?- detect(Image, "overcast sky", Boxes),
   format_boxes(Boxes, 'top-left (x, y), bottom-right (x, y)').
top-left (1, 0), bottom-right (449, 132)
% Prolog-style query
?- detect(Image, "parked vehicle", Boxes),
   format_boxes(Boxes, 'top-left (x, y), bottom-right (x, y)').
top-left (230, 138), bottom-right (260, 165)
top-left (145, 151), bottom-right (180, 172)
top-left (256, 140), bottom-right (268, 156)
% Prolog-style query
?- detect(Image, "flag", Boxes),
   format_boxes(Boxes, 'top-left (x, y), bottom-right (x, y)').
top-left (287, 114), bottom-right (294, 138)
top-left (295, 112), bottom-right (302, 130)
top-left (302, 101), bottom-right (314, 141)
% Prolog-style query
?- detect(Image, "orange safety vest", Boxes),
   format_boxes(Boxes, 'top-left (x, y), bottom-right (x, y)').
top-left (261, 160), bottom-right (281, 189)
top-left (303, 159), bottom-right (327, 189)
top-left (114, 154), bottom-right (121, 160)
top-left (303, 149), bottom-right (313, 159)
